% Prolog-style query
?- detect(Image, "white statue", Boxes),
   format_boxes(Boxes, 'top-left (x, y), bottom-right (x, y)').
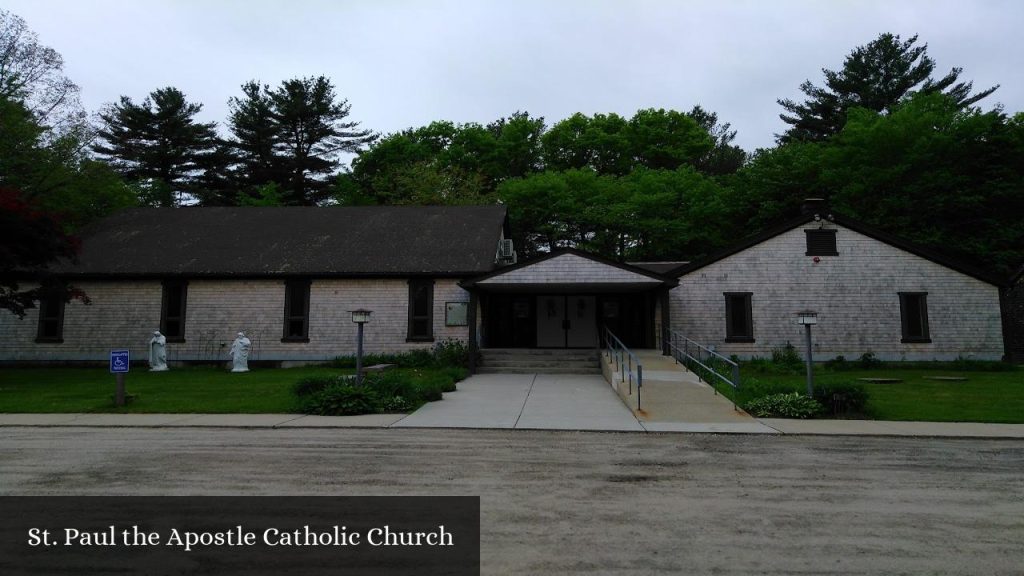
top-left (229, 332), bottom-right (251, 372)
top-left (148, 330), bottom-right (168, 372)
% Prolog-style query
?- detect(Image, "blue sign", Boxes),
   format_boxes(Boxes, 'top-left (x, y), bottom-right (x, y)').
top-left (110, 349), bottom-right (130, 373)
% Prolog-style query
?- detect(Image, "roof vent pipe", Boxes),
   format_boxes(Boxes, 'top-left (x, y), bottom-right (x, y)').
top-left (801, 198), bottom-right (828, 216)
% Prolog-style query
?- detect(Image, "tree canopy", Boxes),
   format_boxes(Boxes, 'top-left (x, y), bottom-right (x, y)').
top-left (1, 9), bottom-right (1021, 305)
top-left (348, 112), bottom-right (545, 205)
top-left (0, 9), bottom-right (86, 138)
top-left (778, 33), bottom-right (998, 143)
top-left (222, 77), bottom-right (378, 205)
top-left (743, 92), bottom-right (1023, 273)
top-left (93, 87), bottom-right (218, 206)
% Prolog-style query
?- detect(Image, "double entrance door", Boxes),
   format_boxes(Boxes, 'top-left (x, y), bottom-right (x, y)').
top-left (536, 295), bottom-right (598, 348)
top-left (483, 293), bottom-right (649, 348)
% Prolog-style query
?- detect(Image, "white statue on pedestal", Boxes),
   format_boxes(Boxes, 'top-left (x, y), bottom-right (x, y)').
top-left (229, 332), bottom-right (251, 372)
top-left (148, 330), bottom-right (168, 372)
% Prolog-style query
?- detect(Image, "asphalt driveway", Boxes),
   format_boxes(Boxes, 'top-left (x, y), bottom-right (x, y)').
top-left (4, 428), bottom-right (1022, 574)
top-left (392, 373), bottom-right (644, 431)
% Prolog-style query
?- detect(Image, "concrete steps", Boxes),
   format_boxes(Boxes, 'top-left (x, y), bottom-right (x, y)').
top-left (478, 348), bottom-right (601, 374)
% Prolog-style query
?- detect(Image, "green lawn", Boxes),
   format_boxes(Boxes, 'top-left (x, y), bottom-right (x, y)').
top-left (0, 366), bottom-right (350, 413)
top-left (733, 365), bottom-right (1024, 423)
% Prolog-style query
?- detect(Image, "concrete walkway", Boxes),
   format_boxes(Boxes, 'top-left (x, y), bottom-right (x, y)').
top-left (3, 369), bottom-right (1024, 437)
top-left (0, 412), bottom-right (406, 428)
top-left (604, 349), bottom-right (778, 434)
top-left (392, 373), bottom-right (644, 431)
top-left (2, 410), bottom-right (1024, 437)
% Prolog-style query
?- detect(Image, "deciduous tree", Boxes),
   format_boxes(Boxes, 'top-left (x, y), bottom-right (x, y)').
top-left (743, 93), bottom-right (1023, 275)
top-left (0, 9), bottom-right (86, 138)
top-left (0, 186), bottom-right (87, 317)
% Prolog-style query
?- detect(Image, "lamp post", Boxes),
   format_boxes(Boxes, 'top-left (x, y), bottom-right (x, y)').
top-left (796, 311), bottom-right (818, 397)
top-left (351, 309), bottom-right (373, 386)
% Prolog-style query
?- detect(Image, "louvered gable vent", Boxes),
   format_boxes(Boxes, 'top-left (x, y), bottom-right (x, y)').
top-left (805, 229), bottom-right (838, 256)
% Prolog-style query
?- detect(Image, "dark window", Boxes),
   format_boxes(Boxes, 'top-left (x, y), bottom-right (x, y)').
top-left (724, 292), bottom-right (754, 342)
top-left (805, 229), bottom-right (838, 256)
top-left (407, 279), bottom-right (434, 342)
top-left (899, 292), bottom-right (931, 343)
top-left (160, 281), bottom-right (188, 342)
top-left (282, 280), bottom-right (311, 342)
top-left (35, 291), bottom-right (65, 343)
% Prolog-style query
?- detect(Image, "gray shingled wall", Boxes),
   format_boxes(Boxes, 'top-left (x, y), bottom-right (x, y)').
top-left (0, 279), bottom-right (469, 363)
top-left (478, 253), bottom-right (660, 285)
top-left (670, 223), bottom-right (1004, 361)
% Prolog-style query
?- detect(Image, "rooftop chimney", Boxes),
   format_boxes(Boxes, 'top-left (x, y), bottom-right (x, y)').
top-left (801, 198), bottom-right (828, 216)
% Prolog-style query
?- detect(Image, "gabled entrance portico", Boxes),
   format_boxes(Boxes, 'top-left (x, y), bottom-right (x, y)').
top-left (461, 250), bottom-right (678, 365)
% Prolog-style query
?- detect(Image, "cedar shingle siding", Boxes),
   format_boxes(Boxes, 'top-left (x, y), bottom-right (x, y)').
top-left (671, 223), bottom-right (1004, 361)
top-left (1, 279), bottom-right (470, 362)
top-left (1, 206), bottom-right (501, 363)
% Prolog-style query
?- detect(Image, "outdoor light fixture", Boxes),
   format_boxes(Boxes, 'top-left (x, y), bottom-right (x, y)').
top-left (797, 311), bottom-right (818, 325)
top-left (350, 310), bottom-right (373, 386)
top-left (796, 310), bottom-right (818, 396)
top-left (351, 309), bottom-right (373, 324)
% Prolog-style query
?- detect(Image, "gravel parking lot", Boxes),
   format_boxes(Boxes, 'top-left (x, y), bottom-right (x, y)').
top-left (2, 427), bottom-right (1022, 574)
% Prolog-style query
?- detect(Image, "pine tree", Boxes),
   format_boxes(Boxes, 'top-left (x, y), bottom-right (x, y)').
top-left (226, 77), bottom-right (376, 205)
top-left (686, 105), bottom-right (746, 175)
top-left (226, 81), bottom-right (284, 200)
top-left (94, 87), bottom-right (219, 206)
top-left (269, 76), bottom-right (376, 205)
top-left (777, 33), bottom-right (998, 143)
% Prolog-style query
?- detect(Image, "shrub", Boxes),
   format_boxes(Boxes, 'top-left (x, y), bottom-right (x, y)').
top-left (380, 395), bottom-right (417, 413)
top-left (403, 349), bottom-right (437, 368)
top-left (362, 370), bottom-right (418, 400)
top-left (408, 370), bottom-right (451, 401)
top-left (743, 392), bottom-right (823, 419)
top-left (416, 384), bottom-right (444, 402)
top-left (813, 382), bottom-right (869, 416)
top-left (439, 366), bottom-right (468, 389)
top-left (824, 355), bottom-right (849, 371)
top-left (771, 343), bottom-right (804, 371)
top-left (330, 340), bottom-right (471, 370)
top-left (330, 353), bottom-right (402, 369)
top-left (300, 383), bottom-right (381, 416)
top-left (433, 338), bottom-right (471, 368)
top-left (858, 351), bottom-right (881, 369)
top-left (293, 375), bottom-right (351, 397)
top-left (738, 377), bottom-right (799, 404)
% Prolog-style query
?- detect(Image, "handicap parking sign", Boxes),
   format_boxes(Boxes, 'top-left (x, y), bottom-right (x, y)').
top-left (110, 349), bottom-right (130, 373)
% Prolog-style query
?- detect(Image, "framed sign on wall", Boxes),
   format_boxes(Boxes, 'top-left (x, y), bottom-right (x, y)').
top-left (445, 302), bottom-right (469, 326)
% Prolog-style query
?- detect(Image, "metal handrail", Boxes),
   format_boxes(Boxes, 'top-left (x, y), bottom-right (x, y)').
top-left (666, 329), bottom-right (741, 410)
top-left (603, 327), bottom-right (643, 410)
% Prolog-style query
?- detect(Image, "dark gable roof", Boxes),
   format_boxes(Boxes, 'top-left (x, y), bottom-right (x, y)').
top-left (669, 213), bottom-right (1005, 287)
top-left (627, 261), bottom-right (689, 275)
top-left (53, 206), bottom-right (508, 278)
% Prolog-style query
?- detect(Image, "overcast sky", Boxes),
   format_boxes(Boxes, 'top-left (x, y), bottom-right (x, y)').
top-left (6, 0), bottom-right (1022, 155)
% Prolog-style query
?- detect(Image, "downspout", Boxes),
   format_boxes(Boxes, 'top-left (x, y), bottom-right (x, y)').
top-left (467, 289), bottom-right (479, 374)
top-left (660, 287), bottom-right (671, 356)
